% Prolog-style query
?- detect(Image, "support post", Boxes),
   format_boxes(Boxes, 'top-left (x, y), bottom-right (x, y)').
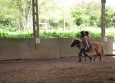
top-left (32, 0), bottom-right (39, 48)
top-left (101, 0), bottom-right (106, 37)
top-left (63, 10), bottom-right (65, 31)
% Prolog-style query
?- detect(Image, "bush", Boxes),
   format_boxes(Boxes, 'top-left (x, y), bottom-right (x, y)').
top-left (0, 30), bottom-right (33, 38)
top-left (39, 30), bottom-right (101, 38)
top-left (0, 28), bottom-right (115, 38)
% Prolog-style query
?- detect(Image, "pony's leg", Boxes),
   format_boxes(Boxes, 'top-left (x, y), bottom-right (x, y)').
top-left (99, 53), bottom-right (101, 61)
top-left (94, 49), bottom-right (98, 61)
top-left (94, 55), bottom-right (98, 61)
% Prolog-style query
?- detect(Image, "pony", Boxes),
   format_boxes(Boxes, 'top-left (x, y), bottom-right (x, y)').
top-left (71, 38), bottom-right (104, 61)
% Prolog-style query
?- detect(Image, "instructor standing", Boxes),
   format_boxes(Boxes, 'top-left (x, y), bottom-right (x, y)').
top-left (78, 31), bottom-right (92, 62)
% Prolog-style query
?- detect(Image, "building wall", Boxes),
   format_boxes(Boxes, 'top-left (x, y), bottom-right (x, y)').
top-left (0, 37), bottom-right (114, 60)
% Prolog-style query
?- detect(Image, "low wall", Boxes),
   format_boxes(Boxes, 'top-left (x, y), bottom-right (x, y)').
top-left (0, 37), bottom-right (114, 60)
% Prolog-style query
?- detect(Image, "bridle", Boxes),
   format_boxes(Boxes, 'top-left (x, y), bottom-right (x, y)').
top-left (72, 39), bottom-right (81, 49)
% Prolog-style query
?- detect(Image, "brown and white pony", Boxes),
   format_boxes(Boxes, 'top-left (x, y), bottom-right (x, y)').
top-left (71, 39), bottom-right (104, 61)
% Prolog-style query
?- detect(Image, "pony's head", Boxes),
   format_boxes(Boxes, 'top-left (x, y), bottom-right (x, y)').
top-left (71, 39), bottom-right (81, 47)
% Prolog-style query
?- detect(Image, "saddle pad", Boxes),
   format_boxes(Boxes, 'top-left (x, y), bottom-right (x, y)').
top-left (89, 42), bottom-right (92, 49)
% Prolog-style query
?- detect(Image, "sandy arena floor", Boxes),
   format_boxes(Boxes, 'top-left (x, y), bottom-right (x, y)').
top-left (0, 56), bottom-right (115, 83)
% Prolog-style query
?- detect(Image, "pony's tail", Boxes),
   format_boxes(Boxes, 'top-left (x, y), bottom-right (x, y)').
top-left (99, 43), bottom-right (104, 56)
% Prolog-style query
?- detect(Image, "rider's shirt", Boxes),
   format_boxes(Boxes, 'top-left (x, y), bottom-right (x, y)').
top-left (86, 35), bottom-right (91, 44)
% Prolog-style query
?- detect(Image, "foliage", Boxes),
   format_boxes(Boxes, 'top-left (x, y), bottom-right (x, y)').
top-left (0, 0), bottom-right (115, 38)
top-left (0, 0), bottom-right (32, 31)
top-left (0, 27), bottom-right (115, 38)
top-left (71, 1), bottom-right (115, 28)
top-left (39, 0), bottom-right (74, 29)
top-left (105, 6), bottom-right (115, 28)
top-left (71, 1), bottom-right (101, 27)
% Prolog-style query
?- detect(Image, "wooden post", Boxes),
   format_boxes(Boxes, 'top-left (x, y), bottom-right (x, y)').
top-left (32, 0), bottom-right (39, 48)
top-left (101, 0), bottom-right (106, 37)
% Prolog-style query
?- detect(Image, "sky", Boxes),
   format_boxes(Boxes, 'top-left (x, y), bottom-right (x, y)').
top-left (65, 0), bottom-right (115, 7)
top-left (106, 0), bottom-right (115, 6)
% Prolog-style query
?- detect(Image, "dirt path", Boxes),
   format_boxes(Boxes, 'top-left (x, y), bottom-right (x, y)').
top-left (0, 56), bottom-right (115, 83)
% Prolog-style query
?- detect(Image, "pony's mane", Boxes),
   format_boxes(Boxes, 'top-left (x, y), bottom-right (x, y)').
top-left (73, 38), bottom-right (80, 41)
top-left (72, 38), bottom-right (80, 43)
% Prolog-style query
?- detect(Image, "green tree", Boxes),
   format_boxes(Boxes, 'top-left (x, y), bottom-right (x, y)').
top-left (15, 0), bottom-right (32, 31)
top-left (39, 0), bottom-right (74, 29)
top-left (71, 0), bottom-right (101, 27)
top-left (0, 0), bottom-right (32, 31)
top-left (0, 0), bottom-right (18, 27)
top-left (105, 6), bottom-right (115, 28)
